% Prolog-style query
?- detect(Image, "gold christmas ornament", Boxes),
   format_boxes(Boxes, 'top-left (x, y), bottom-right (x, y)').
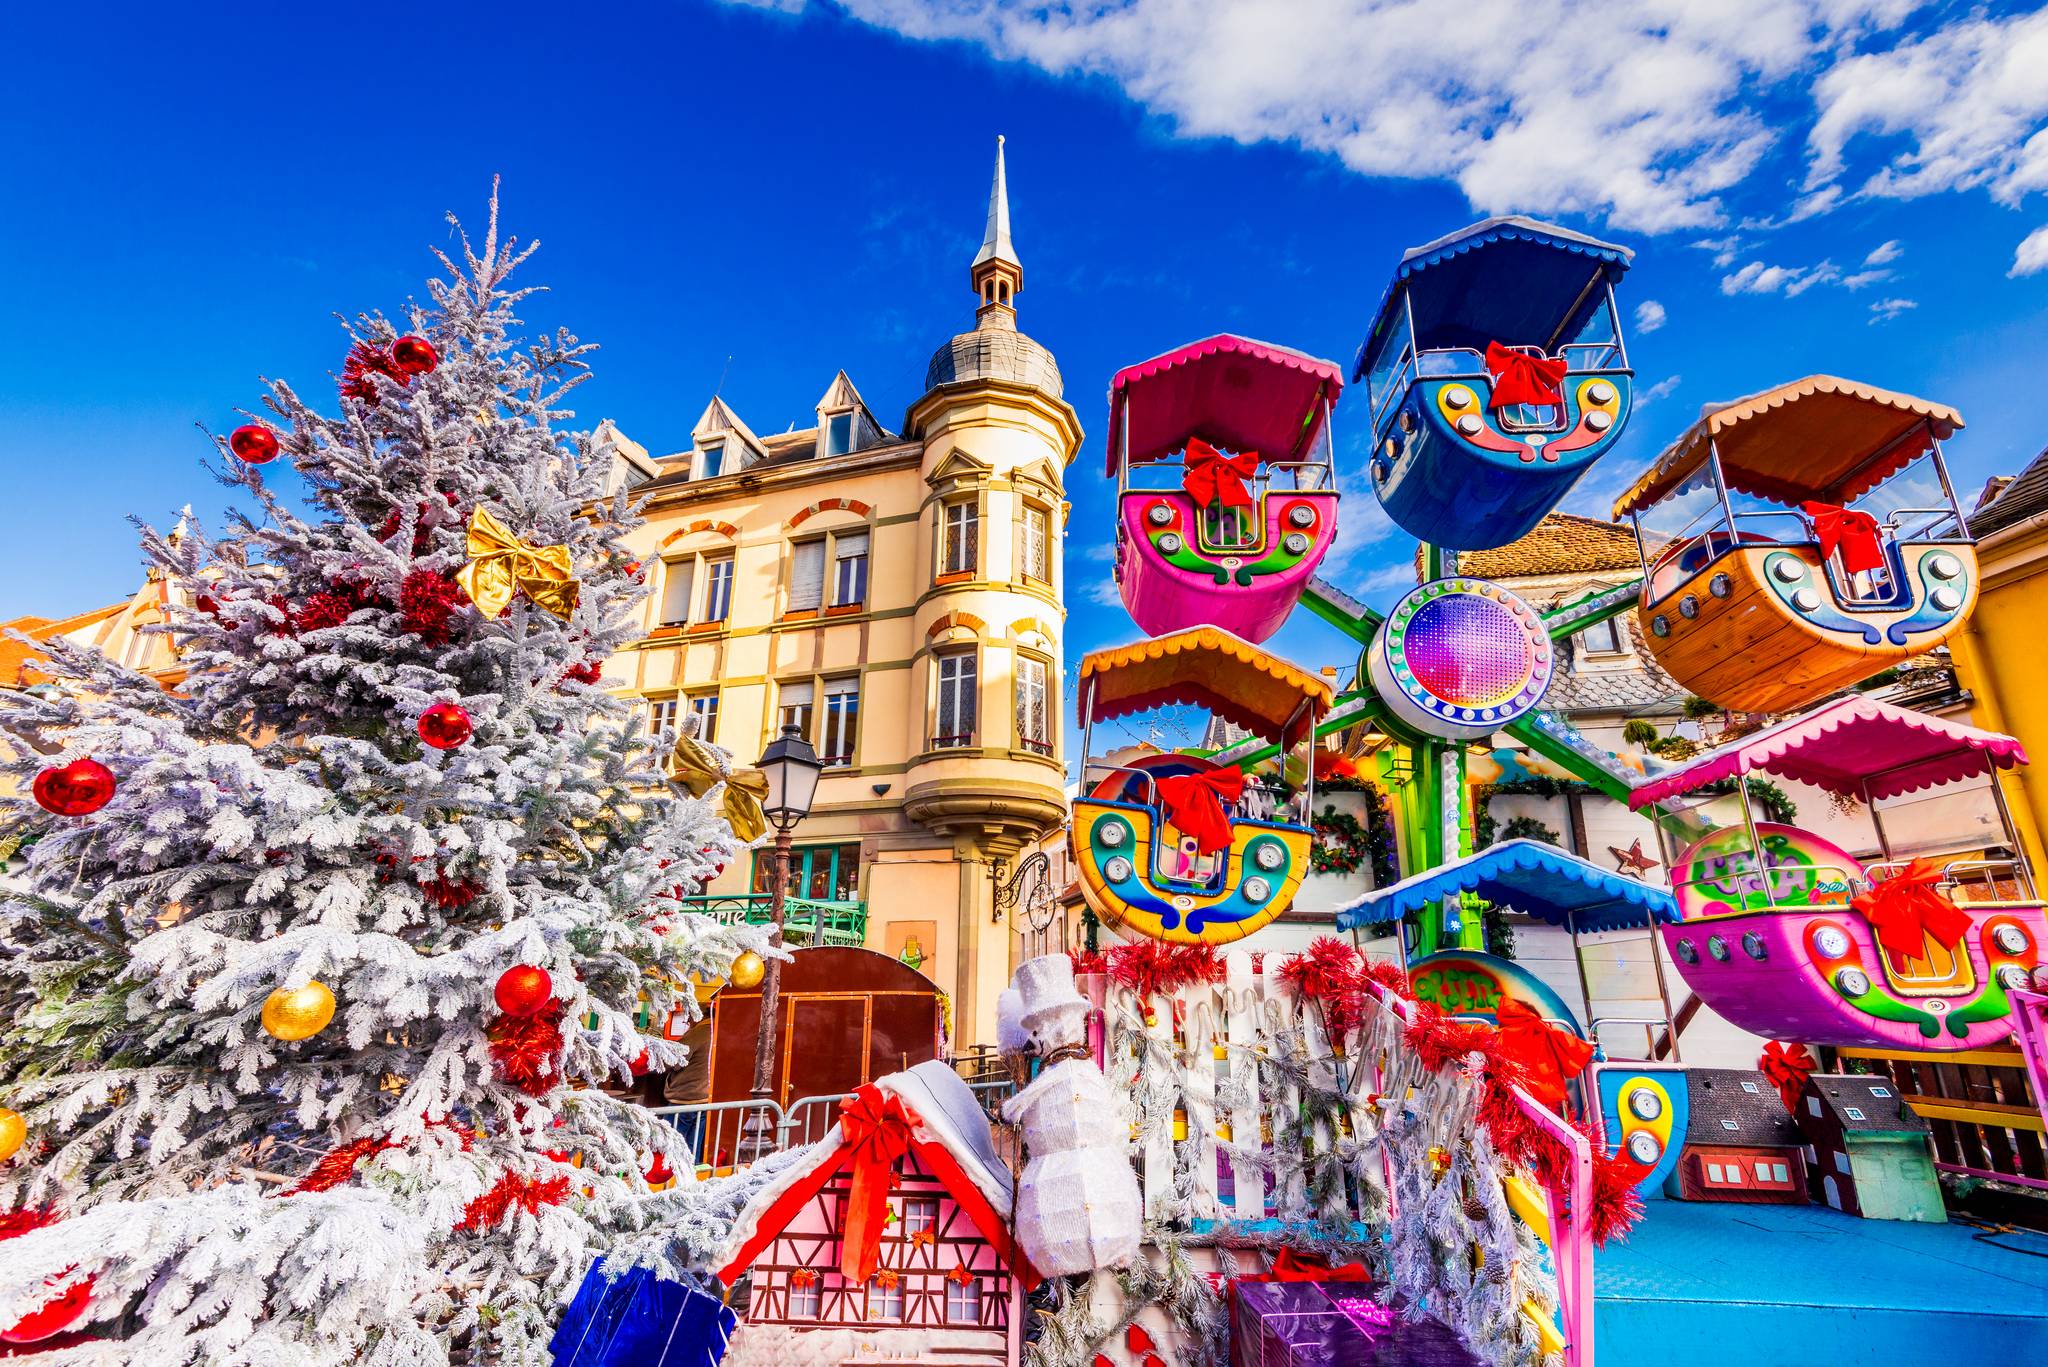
top-left (455, 507), bottom-right (579, 621)
top-left (261, 982), bottom-right (337, 1041)
top-left (728, 951), bottom-right (766, 990)
top-left (667, 736), bottom-right (769, 842)
top-left (0, 1108), bottom-right (24, 1162)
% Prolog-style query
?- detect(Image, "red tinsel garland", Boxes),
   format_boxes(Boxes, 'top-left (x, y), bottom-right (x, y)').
top-left (340, 341), bottom-right (412, 405)
top-left (1105, 941), bottom-right (1222, 1001)
top-left (293, 591), bottom-right (357, 634)
top-left (564, 659), bottom-right (604, 685)
top-left (1277, 936), bottom-right (1369, 1046)
top-left (1066, 949), bottom-right (1108, 976)
top-left (288, 1135), bottom-right (403, 1195)
top-left (487, 1001), bottom-right (566, 1095)
top-left (398, 570), bottom-right (467, 646)
top-left (420, 874), bottom-right (482, 911)
top-left (454, 1170), bottom-right (570, 1233)
top-left (0, 1209), bottom-right (58, 1241)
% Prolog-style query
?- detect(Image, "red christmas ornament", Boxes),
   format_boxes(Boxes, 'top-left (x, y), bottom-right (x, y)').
top-left (644, 1151), bottom-right (672, 1185)
top-left (417, 702), bottom-right (473, 750)
top-left (629, 1048), bottom-right (652, 1076)
top-left (32, 760), bottom-right (115, 817)
top-left (494, 965), bottom-right (553, 1017)
top-left (0, 1273), bottom-right (92, 1344)
top-left (228, 424), bottom-right (280, 465)
top-left (390, 335), bottom-right (440, 376)
top-left (564, 659), bottom-right (604, 685)
top-left (193, 593), bottom-right (220, 617)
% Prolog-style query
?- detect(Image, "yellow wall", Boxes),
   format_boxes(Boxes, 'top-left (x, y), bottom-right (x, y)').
top-left (1950, 517), bottom-right (2048, 876)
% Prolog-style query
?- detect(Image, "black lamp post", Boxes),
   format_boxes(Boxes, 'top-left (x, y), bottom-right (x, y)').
top-left (744, 724), bottom-right (823, 1150)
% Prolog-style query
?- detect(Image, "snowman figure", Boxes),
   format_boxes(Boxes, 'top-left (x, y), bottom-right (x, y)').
top-left (1000, 955), bottom-right (1142, 1276)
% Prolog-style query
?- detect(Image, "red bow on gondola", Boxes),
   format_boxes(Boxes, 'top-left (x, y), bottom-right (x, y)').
top-left (1483, 342), bottom-right (1568, 410)
top-left (1157, 768), bottom-right (1248, 855)
top-left (837, 1085), bottom-right (914, 1283)
top-left (1800, 501), bottom-right (1887, 574)
top-left (1182, 438), bottom-right (1259, 510)
top-left (1851, 857), bottom-right (1970, 962)
top-left (1758, 1040), bottom-right (1818, 1113)
top-left (1493, 998), bottom-right (1594, 1112)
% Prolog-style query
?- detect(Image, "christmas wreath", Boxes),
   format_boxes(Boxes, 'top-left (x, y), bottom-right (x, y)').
top-left (1311, 804), bottom-right (1372, 875)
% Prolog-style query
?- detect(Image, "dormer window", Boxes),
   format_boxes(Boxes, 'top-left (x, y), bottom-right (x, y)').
top-left (825, 411), bottom-right (855, 457)
top-left (701, 441), bottom-right (727, 479)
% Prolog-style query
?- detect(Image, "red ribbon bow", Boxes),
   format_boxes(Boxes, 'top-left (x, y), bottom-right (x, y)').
top-left (1758, 1040), bottom-right (1818, 1113)
top-left (1800, 501), bottom-right (1887, 574)
top-left (1156, 768), bottom-right (1248, 855)
top-left (1182, 438), bottom-right (1259, 510)
top-left (1483, 342), bottom-right (1568, 410)
top-left (1852, 857), bottom-right (1970, 962)
top-left (837, 1085), bottom-right (914, 1283)
top-left (1492, 998), bottom-right (1594, 1112)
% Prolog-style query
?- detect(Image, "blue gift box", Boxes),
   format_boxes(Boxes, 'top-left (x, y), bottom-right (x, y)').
top-left (549, 1259), bottom-right (736, 1367)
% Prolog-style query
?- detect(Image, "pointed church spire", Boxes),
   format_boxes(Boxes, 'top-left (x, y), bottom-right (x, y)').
top-left (970, 135), bottom-right (1023, 317)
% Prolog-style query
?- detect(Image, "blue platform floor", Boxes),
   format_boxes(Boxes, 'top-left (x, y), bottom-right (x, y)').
top-left (1596, 1200), bottom-right (2048, 1364)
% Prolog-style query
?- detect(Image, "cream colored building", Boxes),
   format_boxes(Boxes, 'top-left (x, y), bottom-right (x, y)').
top-left (599, 140), bottom-right (1081, 1048)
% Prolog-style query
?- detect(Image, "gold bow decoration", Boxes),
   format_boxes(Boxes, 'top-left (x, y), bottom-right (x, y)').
top-left (455, 507), bottom-right (580, 621)
top-left (667, 734), bottom-right (769, 843)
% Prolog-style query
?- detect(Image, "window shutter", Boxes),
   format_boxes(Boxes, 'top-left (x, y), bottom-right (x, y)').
top-left (781, 680), bottom-right (815, 710)
top-left (659, 560), bottom-right (693, 624)
top-left (789, 541), bottom-right (826, 612)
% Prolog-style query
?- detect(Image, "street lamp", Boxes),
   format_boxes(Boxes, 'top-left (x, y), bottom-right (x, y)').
top-left (745, 724), bottom-right (824, 1152)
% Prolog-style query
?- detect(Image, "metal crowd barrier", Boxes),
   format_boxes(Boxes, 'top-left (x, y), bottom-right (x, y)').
top-left (648, 1078), bottom-right (1019, 1175)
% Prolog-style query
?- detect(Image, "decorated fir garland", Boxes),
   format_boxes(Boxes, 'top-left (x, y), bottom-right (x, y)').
top-left (1310, 804), bottom-right (1372, 875)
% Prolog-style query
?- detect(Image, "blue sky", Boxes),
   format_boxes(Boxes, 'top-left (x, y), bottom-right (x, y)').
top-left (4, 0), bottom-right (2047, 731)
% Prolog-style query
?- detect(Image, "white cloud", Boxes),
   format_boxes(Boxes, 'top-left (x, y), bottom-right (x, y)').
top-left (1353, 561), bottom-right (1420, 595)
top-left (1806, 9), bottom-right (2048, 208)
top-left (1633, 299), bottom-right (1668, 333)
top-left (1840, 268), bottom-right (1893, 289)
top-left (1691, 236), bottom-right (1743, 266)
top-left (1082, 576), bottom-right (1126, 608)
top-left (790, 2), bottom-right (2046, 235)
top-left (1864, 239), bottom-right (1904, 266)
top-left (2012, 225), bottom-right (2048, 278)
top-left (1638, 374), bottom-right (1682, 406)
top-left (1080, 540), bottom-right (1117, 562)
top-left (1720, 259), bottom-right (1839, 295)
top-left (1867, 297), bottom-right (1918, 324)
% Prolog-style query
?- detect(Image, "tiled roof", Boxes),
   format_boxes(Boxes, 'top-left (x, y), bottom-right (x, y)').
top-left (0, 604), bottom-right (127, 688)
top-left (1806, 1073), bottom-right (1929, 1134)
top-left (1683, 1069), bottom-right (1802, 1146)
top-left (1451, 513), bottom-right (1645, 579)
top-left (1969, 444), bottom-right (2048, 538)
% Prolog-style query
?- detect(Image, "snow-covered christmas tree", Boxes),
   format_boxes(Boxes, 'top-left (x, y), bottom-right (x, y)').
top-left (0, 188), bottom-right (772, 1364)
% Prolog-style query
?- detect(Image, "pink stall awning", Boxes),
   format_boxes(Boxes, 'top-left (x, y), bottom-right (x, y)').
top-left (1628, 696), bottom-right (2029, 808)
top-left (1106, 334), bottom-right (1343, 476)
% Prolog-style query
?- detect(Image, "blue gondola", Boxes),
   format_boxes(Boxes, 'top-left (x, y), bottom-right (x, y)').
top-left (1355, 216), bottom-right (1635, 550)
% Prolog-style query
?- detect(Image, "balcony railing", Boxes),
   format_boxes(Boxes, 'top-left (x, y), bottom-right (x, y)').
top-left (670, 895), bottom-right (868, 948)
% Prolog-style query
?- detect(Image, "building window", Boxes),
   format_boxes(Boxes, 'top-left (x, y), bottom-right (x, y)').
top-left (1016, 656), bottom-right (1052, 756)
top-left (1578, 617), bottom-right (1621, 655)
top-left (688, 692), bottom-right (720, 745)
top-left (870, 1277), bottom-right (904, 1322)
top-left (943, 501), bottom-right (979, 577)
top-left (945, 1277), bottom-right (982, 1325)
top-left (1844, 1107), bottom-right (1865, 1121)
top-left (825, 411), bottom-right (855, 456)
top-left (1739, 1081), bottom-right (1760, 1094)
top-left (822, 676), bottom-right (860, 766)
top-left (789, 1277), bottom-right (821, 1319)
top-left (832, 531), bottom-right (870, 608)
top-left (1706, 1163), bottom-right (1725, 1183)
top-left (1772, 1162), bottom-right (1789, 1183)
top-left (934, 650), bottom-right (977, 748)
top-left (1753, 1162), bottom-right (1772, 1181)
top-left (648, 698), bottom-right (679, 736)
top-left (1719, 1119), bottom-right (1739, 1132)
top-left (1869, 1086), bottom-right (1892, 1098)
top-left (788, 540), bottom-right (827, 614)
top-left (701, 441), bottom-right (726, 479)
top-left (1834, 1151), bottom-right (1851, 1175)
top-left (756, 843), bottom-right (861, 901)
top-left (1021, 504), bottom-right (1050, 582)
top-left (779, 680), bottom-right (815, 740)
top-left (658, 559), bottom-right (694, 626)
top-left (902, 1197), bottom-right (938, 1239)
top-left (702, 556), bottom-right (734, 624)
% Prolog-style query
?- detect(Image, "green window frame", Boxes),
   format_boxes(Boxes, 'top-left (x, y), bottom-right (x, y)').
top-left (752, 842), bottom-right (861, 901)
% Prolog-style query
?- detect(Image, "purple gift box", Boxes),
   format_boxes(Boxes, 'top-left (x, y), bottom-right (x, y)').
top-left (1231, 1281), bottom-right (1483, 1367)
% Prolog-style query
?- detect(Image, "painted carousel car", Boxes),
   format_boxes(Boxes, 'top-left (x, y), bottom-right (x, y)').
top-left (1108, 335), bottom-right (1343, 643)
top-left (1355, 216), bottom-right (1636, 550)
top-left (1615, 376), bottom-right (1975, 715)
top-left (1071, 627), bottom-right (1331, 944)
top-left (1629, 696), bottom-right (2044, 1051)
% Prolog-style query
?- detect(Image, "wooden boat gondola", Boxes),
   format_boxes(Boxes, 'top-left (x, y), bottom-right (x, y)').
top-left (1108, 335), bottom-right (1342, 643)
top-left (1615, 376), bottom-right (1976, 714)
top-left (1354, 216), bottom-right (1636, 550)
top-left (1071, 628), bottom-right (1331, 944)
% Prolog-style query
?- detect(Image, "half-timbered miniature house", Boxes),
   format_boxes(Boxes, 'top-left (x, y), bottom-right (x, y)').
top-left (716, 1060), bottom-right (1036, 1363)
top-left (1668, 1069), bottom-right (1808, 1204)
top-left (1794, 1073), bottom-right (1946, 1223)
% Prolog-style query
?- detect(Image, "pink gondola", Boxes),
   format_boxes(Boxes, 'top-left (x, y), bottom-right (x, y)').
top-left (1108, 335), bottom-right (1342, 643)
